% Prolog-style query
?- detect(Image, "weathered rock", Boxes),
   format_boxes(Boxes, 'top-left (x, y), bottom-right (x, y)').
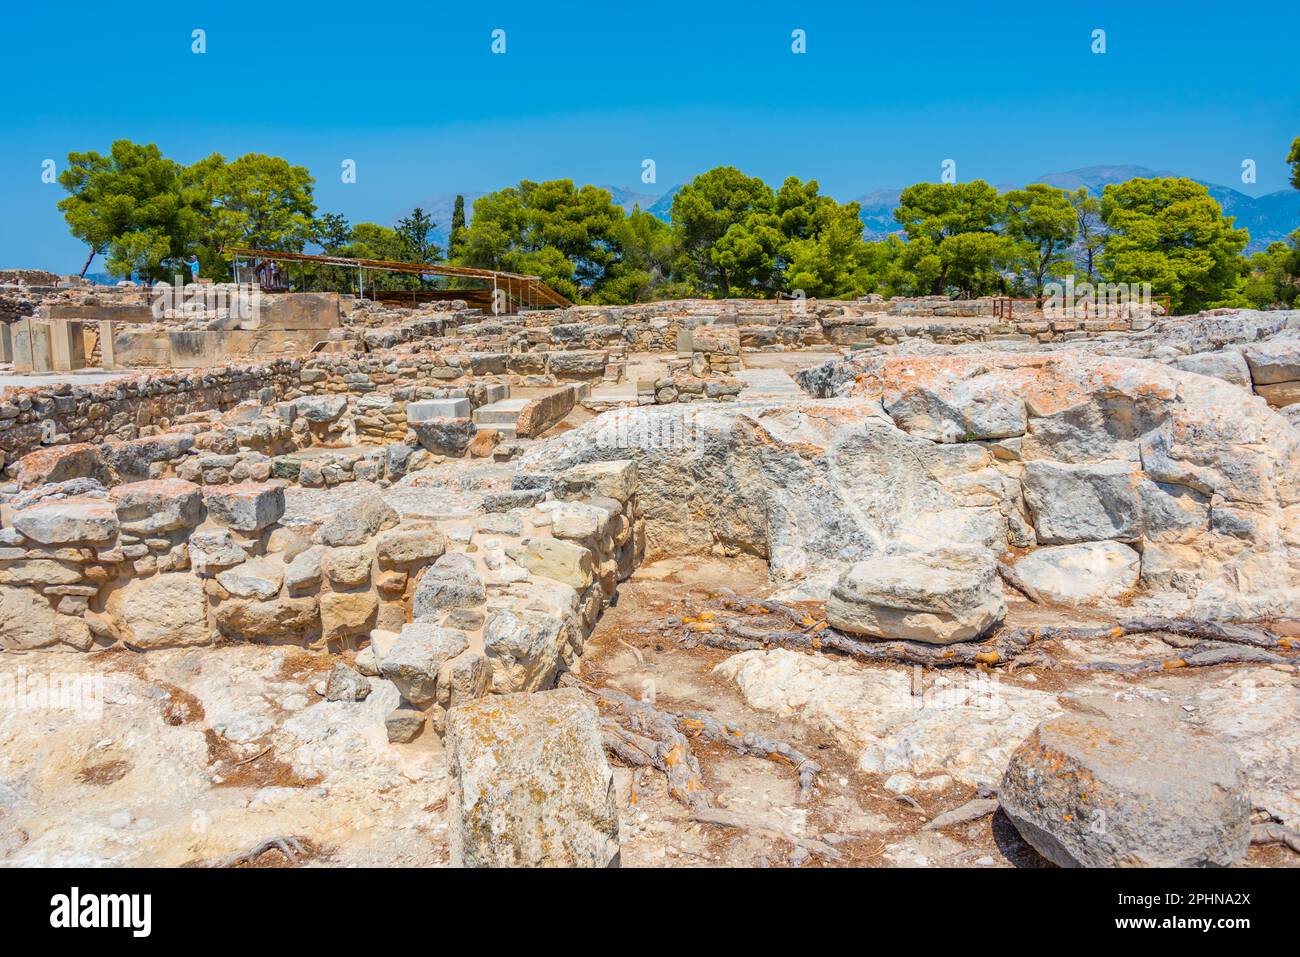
top-left (319, 589), bottom-right (378, 644)
top-left (322, 546), bottom-right (372, 588)
top-left (214, 595), bottom-right (320, 641)
top-left (15, 443), bottom-right (105, 489)
top-left (412, 553), bottom-right (485, 619)
top-left (12, 497), bottom-right (119, 545)
top-left (378, 623), bottom-right (469, 707)
top-left (104, 573), bottom-right (209, 648)
top-left (188, 528), bottom-right (247, 575)
top-left (103, 432), bottom-right (196, 481)
top-left (385, 704), bottom-right (426, 743)
top-left (483, 608), bottom-right (570, 693)
top-left (295, 394), bottom-right (348, 422)
top-left (467, 429), bottom-right (500, 458)
top-left (885, 372), bottom-right (1027, 442)
top-left (445, 651), bottom-right (490, 707)
top-left (324, 663), bottom-right (371, 702)
top-left (1172, 350), bottom-right (1253, 388)
top-left (826, 549), bottom-right (1005, 644)
top-left (1021, 460), bottom-right (1142, 544)
top-left (1255, 380), bottom-right (1300, 408)
top-left (505, 537), bottom-right (593, 590)
top-left (204, 482), bottom-right (286, 532)
top-left (718, 646), bottom-right (1063, 790)
top-left (999, 711), bottom-right (1251, 867)
top-left (446, 689), bottom-right (619, 867)
top-left (108, 479), bottom-right (204, 533)
top-left (284, 545), bottom-right (324, 590)
top-left (216, 557), bottom-right (285, 600)
top-left (1012, 541), bottom-right (1140, 604)
top-left (8, 477), bottom-right (106, 511)
top-left (411, 417), bottom-right (476, 456)
top-left (545, 501), bottom-right (610, 541)
top-left (1242, 337), bottom-right (1300, 385)
top-left (314, 495), bottom-right (399, 547)
top-left (0, 584), bottom-right (60, 650)
top-left (551, 460), bottom-right (636, 504)
top-left (375, 525), bottom-right (446, 565)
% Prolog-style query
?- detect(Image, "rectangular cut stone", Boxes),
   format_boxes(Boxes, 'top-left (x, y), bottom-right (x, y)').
top-left (407, 398), bottom-right (471, 422)
top-left (49, 320), bottom-right (88, 371)
top-left (203, 482), bottom-right (286, 531)
top-left (552, 460), bottom-right (637, 504)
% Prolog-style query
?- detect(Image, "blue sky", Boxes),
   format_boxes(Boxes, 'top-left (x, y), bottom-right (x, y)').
top-left (4, 0), bottom-right (1298, 272)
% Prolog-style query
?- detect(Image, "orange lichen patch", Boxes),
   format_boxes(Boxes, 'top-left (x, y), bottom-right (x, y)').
top-left (1162, 659), bottom-right (1188, 670)
top-left (974, 650), bottom-right (1001, 665)
top-left (878, 353), bottom-right (1183, 421)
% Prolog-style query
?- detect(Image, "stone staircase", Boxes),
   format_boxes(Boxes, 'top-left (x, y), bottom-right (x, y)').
top-left (472, 397), bottom-right (530, 440)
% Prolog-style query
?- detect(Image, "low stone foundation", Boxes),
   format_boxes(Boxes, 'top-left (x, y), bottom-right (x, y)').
top-left (0, 458), bottom-right (645, 742)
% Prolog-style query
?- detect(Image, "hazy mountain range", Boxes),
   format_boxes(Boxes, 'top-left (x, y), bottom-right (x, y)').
top-left (408, 164), bottom-right (1298, 254)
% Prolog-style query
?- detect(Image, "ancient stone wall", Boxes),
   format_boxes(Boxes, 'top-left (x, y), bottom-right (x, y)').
top-left (0, 458), bottom-right (646, 749)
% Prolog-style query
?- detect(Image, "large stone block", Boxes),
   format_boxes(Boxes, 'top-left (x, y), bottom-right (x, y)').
top-left (12, 497), bottom-right (119, 546)
top-left (412, 553), bottom-right (485, 619)
top-left (826, 549), bottom-right (1005, 644)
top-left (505, 538), bottom-right (593, 590)
top-left (378, 622), bottom-right (469, 707)
top-left (49, 319), bottom-right (88, 371)
top-left (551, 460), bottom-right (637, 504)
top-left (483, 608), bottom-right (570, 693)
top-left (407, 398), bottom-right (471, 422)
top-left (1012, 541), bottom-right (1140, 604)
top-left (108, 479), bottom-right (204, 533)
top-left (15, 444), bottom-right (105, 489)
top-left (204, 482), bottom-right (286, 532)
top-left (1000, 711), bottom-right (1250, 867)
top-left (446, 689), bottom-right (619, 867)
top-left (1242, 339), bottom-right (1300, 385)
top-left (1171, 350), bottom-right (1253, 388)
top-left (1021, 460), bottom-right (1142, 544)
top-left (295, 394), bottom-right (348, 423)
top-left (319, 588), bottom-right (378, 644)
top-left (411, 417), bottom-right (476, 456)
top-left (375, 524), bottom-right (446, 565)
top-left (216, 556), bottom-right (285, 600)
top-left (104, 433), bottom-right (196, 481)
top-left (315, 495), bottom-right (399, 547)
top-left (214, 595), bottom-right (320, 641)
top-left (104, 573), bottom-right (210, 648)
top-left (0, 583), bottom-right (61, 651)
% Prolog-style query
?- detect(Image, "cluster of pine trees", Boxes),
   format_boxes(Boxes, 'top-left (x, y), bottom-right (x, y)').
top-left (58, 139), bottom-right (1300, 314)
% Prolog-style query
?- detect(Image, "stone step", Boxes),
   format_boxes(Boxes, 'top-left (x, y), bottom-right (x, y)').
top-left (472, 397), bottom-right (529, 426)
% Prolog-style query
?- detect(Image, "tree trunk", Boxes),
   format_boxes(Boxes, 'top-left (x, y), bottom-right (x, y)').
top-left (78, 246), bottom-right (98, 278)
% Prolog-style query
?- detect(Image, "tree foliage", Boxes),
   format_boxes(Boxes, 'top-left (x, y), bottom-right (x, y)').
top-left (455, 180), bottom-right (626, 301)
top-left (57, 140), bottom-right (188, 280)
top-left (1004, 184), bottom-right (1079, 297)
top-left (56, 143), bottom-right (1288, 313)
top-left (888, 181), bottom-right (1012, 296)
top-left (1100, 177), bottom-right (1248, 313)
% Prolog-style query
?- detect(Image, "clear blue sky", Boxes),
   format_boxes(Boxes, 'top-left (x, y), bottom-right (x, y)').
top-left (4, 0), bottom-right (1298, 272)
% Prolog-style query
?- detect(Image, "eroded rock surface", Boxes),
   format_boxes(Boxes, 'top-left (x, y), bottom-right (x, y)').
top-left (446, 689), bottom-right (620, 868)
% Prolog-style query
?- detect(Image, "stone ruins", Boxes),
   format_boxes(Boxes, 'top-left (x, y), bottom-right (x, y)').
top-left (0, 274), bottom-right (1297, 868)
